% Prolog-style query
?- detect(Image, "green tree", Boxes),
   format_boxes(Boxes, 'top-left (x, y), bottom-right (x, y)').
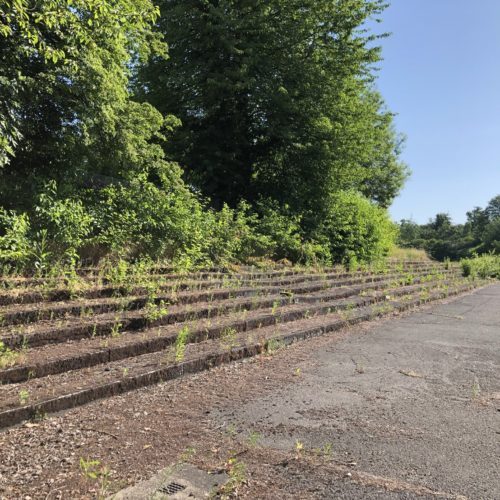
top-left (138, 0), bottom-right (408, 225)
top-left (0, 0), bottom-right (169, 208)
top-left (485, 195), bottom-right (500, 221)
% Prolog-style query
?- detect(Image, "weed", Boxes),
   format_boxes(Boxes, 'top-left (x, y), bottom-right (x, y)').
top-left (247, 431), bottom-right (261, 447)
top-left (322, 442), bottom-right (333, 457)
top-left (180, 446), bottom-right (196, 462)
top-left (220, 327), bottom-right (238, 350)
top-left (294, 367), bottom-right (301, 377)
top-left (144, 299), bottom-right (169, 322)
top-left (110, 320), bottom-right (122, 338)
top-left (219, 457), bottom-right (246, 497)
top-left (226, 423), bottom-right (237, 437)
top-left (175, 326), bottom-right (190, 362)
top-left (33, 409), bottom-right (47, 421)
top-left (295, 440), bottom-right (304, 458)
top-left (0, 341), bottom-right (20, 369)
top-left (79, 457), bottom-right (111, 499)
top-left (266, 337), bottom-right (285, 355)
top-left (19, 389), bottom-right (29, 405)
top-left (271, 300), bottom-right (280, 315)
top-left (122, 367), bottom-right (129, 377)
top-left (472, 377), bottom-right (481, 399)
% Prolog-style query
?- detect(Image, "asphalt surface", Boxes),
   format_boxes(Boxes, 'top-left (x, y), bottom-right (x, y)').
top-left (215, 284), bottom-right (500, 499)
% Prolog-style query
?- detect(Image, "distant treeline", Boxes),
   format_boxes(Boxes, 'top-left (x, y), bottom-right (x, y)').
top-left (398, 195), bottom-right (500, 260)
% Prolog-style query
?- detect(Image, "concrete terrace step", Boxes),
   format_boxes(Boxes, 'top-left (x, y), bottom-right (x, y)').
top-left (0, 270), bottom-right (460, 348)
top-left (0, 277), bottom-right (458, 384)
top-left (0, 278), bottom-right (484, 429)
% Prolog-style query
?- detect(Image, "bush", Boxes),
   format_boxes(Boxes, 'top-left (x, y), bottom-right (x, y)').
top-left (0, 209), bottom-right (31, 268)
top-left (461, 254), bottom-right (500, 279)
top-left (318, 190), bottom-right (397, 264)
top-left (0, 182), bottom-right (93, 271)
top-left (90, 178), bottom-right (207, 264)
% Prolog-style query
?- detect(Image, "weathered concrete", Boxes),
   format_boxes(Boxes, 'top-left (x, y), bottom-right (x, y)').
top-left (215, 284), bottom-right (500, 499)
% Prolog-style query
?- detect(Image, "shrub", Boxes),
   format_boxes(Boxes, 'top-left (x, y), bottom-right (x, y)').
top-left (461, 254), bottom-right (500, 279)
top-left (318, 190), bottom-right (397, 264)
top-left (0, 209), bottom-right (31, 268)
top-left (34, 181), bottom-right (93, 263)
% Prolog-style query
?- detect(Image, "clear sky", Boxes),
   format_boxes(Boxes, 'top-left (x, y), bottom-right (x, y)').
top-left (371, 0), bottom-right (500, 224)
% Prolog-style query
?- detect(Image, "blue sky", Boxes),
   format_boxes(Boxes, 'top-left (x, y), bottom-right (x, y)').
top-left (371, 0), bottom-right (500, 224)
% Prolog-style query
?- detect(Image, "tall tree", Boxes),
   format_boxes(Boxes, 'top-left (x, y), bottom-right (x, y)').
top-left (0, 0), bottom-right (172, 208)
top-left (138, 0), bottom-right (408, 225)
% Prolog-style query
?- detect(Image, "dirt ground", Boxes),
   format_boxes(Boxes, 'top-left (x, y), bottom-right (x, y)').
top-left (0, 284), bottom-right (498, 499)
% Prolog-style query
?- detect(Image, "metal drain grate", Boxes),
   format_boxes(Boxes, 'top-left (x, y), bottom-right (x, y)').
top-left (158, 481), bottom-right (186, 495)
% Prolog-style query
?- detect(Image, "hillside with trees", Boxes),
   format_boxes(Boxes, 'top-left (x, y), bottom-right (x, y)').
top-left (1, 0), bottom-right (404, 272)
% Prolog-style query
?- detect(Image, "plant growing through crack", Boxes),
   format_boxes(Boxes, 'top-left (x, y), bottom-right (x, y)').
top-left (219, 457), bottom-right (246, 498)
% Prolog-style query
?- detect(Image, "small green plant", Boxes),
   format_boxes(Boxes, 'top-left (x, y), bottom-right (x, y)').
top-left (19, 389), bottom-right (30, 405)
top-left (175, 326), bottom-right (190, 362)
top-left (144, 299), bottom-right (169, 322)
top-left (219, 457), bottom-right (246, 497)
top-left (247, 430), bottom-right (261, 447)
top-left (266, 337), bottom-right (285, 355)
top-left (472, 377), bottom-right (481, 399)
top-left (295, 439), bottom-right (304, 458)
top-left (271, 299), bottom-right (280, 315)
top-left (79, 457), bottom-right (111, 498)
top-left (322, 442), bottom-right (333, 457)
top-left (110, 319), bottom-right (122, 338)
top-left (180, 446), bottom-right (196, 462)
top-left (226, 423), bottom-right (237, 437)
top-left (0, 341), bottom-right (20, 369)
top-left (220, 326), bottom-right (237, 350)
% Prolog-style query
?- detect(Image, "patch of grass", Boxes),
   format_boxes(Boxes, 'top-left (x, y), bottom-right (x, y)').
top-left (266, 337), bottom-right (285, 355)
top-left (19, 389), bottom-right (30, 405)
top-left (247, 430), bottom-right (261, 447)
top-left (388, 247), bottom-right (430, 261)
top-left (220, 327), bottom-right (238, 350)
top-left (219, 457), bottom-right (246, 497)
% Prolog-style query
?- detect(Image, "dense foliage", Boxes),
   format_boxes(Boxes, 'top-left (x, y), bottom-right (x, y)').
top-left (138, 0), bottom-right (408, 229)
top-left (398, 195), bottom-right (500, 260)
top-left (1, 0), bottom-right (404, 272)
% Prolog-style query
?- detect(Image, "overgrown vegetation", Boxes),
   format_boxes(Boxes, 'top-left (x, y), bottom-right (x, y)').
top-left (461, 254), bottom-right (500, 279)
top-left (1, 1), bottom-right (406, 273)
top-left (398, 195), bottom-right (500, 261)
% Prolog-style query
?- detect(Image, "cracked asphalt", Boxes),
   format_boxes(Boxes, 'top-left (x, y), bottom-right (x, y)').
top-left (214, 284), bottom-right (500, 499)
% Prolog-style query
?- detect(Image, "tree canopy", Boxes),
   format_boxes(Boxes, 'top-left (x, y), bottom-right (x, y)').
top-left (138, 0), bottom-right (408, 228)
